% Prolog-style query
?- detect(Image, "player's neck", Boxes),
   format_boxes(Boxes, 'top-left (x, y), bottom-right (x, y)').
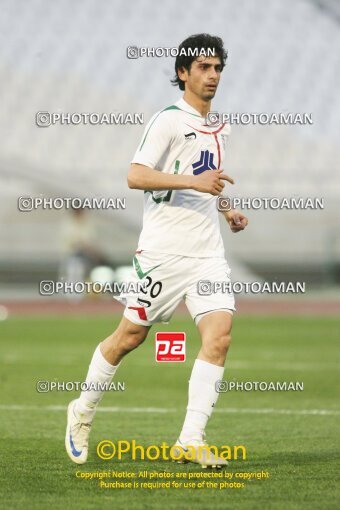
top-left (182, 92), bottom-right (211, 117)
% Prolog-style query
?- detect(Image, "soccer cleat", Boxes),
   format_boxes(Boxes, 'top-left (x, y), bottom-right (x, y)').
top-left (171, 436), bottom-right (228, 469)
top-left (65, 399), bottom-right (92, 464)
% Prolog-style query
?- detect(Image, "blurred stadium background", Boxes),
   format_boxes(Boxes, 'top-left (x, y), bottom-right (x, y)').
top-left (0, 0), bottom-right (339, 310)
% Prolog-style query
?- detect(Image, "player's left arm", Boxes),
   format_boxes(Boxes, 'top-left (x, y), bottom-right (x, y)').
top-left (221, 207), bottom-right (248, 233)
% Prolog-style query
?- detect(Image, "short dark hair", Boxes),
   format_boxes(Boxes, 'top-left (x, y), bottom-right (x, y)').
top-left (171, 33), bottom-right (228, 91)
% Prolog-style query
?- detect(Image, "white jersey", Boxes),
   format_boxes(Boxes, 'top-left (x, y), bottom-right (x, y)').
top-left (131, 98), bottom-right (231, 258)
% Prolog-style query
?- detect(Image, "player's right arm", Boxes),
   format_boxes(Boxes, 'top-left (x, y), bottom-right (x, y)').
top-left (127, 109), bottom-right (233, 196)
top-left (128, 165), bottom-right (233, 195)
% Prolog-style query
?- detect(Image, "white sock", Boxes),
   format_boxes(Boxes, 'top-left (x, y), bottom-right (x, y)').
top-left (179, 359), bottom-right (224, 444)
top-left (74, 344), bottom-right (120, 423)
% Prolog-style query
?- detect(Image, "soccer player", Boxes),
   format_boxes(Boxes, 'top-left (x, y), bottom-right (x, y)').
top-left (65, 33), bottom-right (248, 468)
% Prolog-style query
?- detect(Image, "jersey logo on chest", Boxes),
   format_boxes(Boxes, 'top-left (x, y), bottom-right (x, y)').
top-left (184, 132), bottom-right (197, 140)
top-left (192, 150), bottom-right (216, 175)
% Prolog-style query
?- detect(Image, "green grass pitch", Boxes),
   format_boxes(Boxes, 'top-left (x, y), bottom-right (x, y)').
top-left (0, 314), bottom-right (339, 510)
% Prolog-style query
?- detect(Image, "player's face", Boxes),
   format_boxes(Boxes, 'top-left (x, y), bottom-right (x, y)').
top-left (180, 56), bottom-right (222, 100)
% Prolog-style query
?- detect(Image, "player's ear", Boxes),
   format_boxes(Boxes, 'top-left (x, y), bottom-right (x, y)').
top-left (177, 66), bottom-right (187, 82)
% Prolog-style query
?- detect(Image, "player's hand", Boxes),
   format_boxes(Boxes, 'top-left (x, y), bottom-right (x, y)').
top-left (191, 169), bottom-right (234, 196)
top-left (225, 209), bottom-right (248, 233)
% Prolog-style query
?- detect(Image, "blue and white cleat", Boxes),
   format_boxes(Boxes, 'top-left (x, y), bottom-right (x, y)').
top-left (65, 399), bottom-right (91, 464)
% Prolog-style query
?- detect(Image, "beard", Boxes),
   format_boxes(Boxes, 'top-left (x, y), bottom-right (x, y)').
top-left (202, 90), bottom-right (216, 100)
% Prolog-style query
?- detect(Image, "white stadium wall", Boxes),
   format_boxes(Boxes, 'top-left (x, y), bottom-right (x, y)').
top-left (0, 0), bottom-right (339, 283)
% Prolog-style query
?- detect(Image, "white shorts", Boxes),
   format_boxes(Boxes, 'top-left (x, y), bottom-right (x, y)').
top-left (115, 250), bottom-right (235, 326)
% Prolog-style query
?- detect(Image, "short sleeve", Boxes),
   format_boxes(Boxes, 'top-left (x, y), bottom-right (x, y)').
top-left (131, 110), bottom-right (173, 169)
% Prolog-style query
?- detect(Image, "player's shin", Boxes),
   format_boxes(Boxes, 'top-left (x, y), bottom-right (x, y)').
top-left (74, 344), bottom-right (121, 423)
top-left (179, 359), bottom-right (224, 444)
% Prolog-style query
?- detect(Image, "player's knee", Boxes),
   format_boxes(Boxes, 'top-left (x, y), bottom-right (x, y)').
top-left (204, 332), bottom-right (232, 360)
top-left (214, 333), bottom-right (232, 356)
top-left (116, 328), bottom-right (147, 354)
